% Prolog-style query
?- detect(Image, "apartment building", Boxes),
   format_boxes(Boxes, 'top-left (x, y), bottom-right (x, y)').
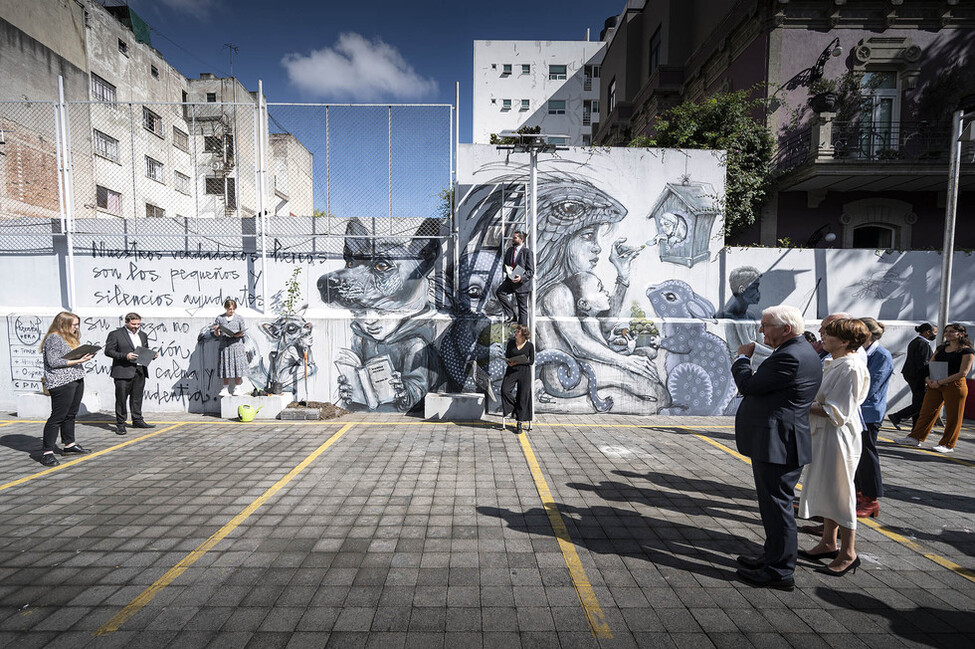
top-left (472, 40), bottom-right (605, 145)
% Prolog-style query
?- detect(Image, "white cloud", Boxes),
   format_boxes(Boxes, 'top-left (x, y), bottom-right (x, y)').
top-left (281, 33), bottom-right (438, 101)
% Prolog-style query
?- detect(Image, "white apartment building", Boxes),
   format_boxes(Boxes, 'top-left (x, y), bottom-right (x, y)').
top-left (472, 40), bottom-right (605, 146)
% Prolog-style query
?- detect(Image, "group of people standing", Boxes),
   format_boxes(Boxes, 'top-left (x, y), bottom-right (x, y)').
top-left (732, 307), bottom-right (972, 591)
top-left (37, 302), bottom-right (251, 465)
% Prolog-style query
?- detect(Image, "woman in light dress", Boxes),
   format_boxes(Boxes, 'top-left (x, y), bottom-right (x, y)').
top-left (798, 318), bottom-right (870, 577)
top-left (213, 299), bottom-right (249, 396)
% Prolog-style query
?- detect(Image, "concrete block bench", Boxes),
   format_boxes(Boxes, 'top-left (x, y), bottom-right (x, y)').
top-left (425, 392), bottom-right (486, 421)
top-left (17, 391), bottom-right (103, 418)
top-left (219, 393), bottom-right (294, 420)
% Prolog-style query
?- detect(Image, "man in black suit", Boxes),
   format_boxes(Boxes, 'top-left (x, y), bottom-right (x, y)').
top-left (888, 322), bottom-right (936, 429)
top-left (731, 305), bottom-right (823, 591)
top-left (495, 230), bottom-right (534, 326)
top-left (105, 312), bottom-right (156, 435)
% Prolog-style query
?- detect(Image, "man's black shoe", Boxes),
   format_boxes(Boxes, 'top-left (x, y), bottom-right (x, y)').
top-left (62, 444), bottom-right (91, 455)
top-left (736, 554), bottom-right (766, 569)
top-left (736, 567), bottom-right (795, 592)
top-left (40, 453), bottom-right (60, 466)
top-left (888, 415), bottom-right (902, 430)
top-left (131, 421), bottom-right (155, 429)
top-left (115, 425), bottom-right (127, 436)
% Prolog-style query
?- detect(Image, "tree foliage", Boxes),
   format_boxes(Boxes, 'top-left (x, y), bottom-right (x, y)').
top-left (489, 124), bottom-right (541, 145)
top-left (629, 86), bottom-right (776, 238)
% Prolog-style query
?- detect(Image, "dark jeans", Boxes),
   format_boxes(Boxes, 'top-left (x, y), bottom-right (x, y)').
top-left (855, 421), bottom-right (884, 499)
top-left (496, 282), bottom-right (529, 325)
top-left (114, 370), bottom-right (146, 425)
top-left (890, 377), bottom-right (926, 427)
top-left (752, 460), bottom-right (803, 580)
top-left (43, 379), bottom-right (84, 452)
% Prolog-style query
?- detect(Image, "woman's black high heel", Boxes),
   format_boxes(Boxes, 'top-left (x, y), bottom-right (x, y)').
top-left (815, 556), bottom-right (861, 577)
top-left (798, 548), bottom-right (839, 561)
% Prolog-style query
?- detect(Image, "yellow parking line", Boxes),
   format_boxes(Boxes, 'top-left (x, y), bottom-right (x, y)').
top-left (517, 431), bottom-right (612, 639)
top-left (879, 434), bottom-right (975, 469)
top-left (95, 422), bottom-right (356, 636)
top-left (691, 429), bottom-right (975, 585)
top-left (0, 423), bottom-right (189, 493)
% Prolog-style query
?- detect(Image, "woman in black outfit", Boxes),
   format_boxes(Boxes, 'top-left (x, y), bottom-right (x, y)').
top-left (502, 325), bottom-right (534, 432)
top-left (888, 322), bottom-right (936, 430)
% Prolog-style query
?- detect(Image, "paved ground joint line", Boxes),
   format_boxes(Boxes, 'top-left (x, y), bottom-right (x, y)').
top-left (94, 422), bottom-right (356, 636)
top-left (690, 428), bottom-right (975, 585)
top-left (0, 422), bottom-right (189, 493)
top-left (516, 431), bottom-right (612, 639)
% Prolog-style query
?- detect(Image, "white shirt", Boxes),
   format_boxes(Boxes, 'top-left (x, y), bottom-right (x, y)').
top-left (127, 329), bottom-right (141, 350)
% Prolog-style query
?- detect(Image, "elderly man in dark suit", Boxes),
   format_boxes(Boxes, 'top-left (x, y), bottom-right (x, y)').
top-left (495, 230), bottom-right (534, 326)
top-left (105, 312), bottom-right (156, 435)
top-left (731, 305), bottom-right (823, 591)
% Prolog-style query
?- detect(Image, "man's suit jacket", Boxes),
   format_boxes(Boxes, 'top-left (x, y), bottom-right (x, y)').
top-left (502, 245), bottom-right (534, 293)
top-left (105, 327), bottom-right (149, 380)
top-left (901, 335), bottom-right (932, 382)
top-left (731, 336), bottom-right (823, 466)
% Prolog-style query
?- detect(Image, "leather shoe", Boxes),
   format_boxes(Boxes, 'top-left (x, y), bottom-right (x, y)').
top-left (131, 421), bottom-right (155, 429)
top-left (115, 425), bottom-right (127, 436)
top-left (736, 554), bottom-right (766, 569)
top-left (888, 414), bottom-right (902, 430)
top-left (62, 444), bottom-right (91, 455)
top-left (798, 548), bottom-right (840, 561)
top-left (40, 453), bottom-right (60, 466)
top-left (736, 567), bottom-right (795, 592)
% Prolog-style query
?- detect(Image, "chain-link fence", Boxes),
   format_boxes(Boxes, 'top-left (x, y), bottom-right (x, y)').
top-left (0, 96), bottom-right (454, 249)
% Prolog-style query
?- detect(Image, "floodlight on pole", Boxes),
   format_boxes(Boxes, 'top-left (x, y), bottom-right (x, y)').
top-left (936, 93), bottom-right (975, 345)
top-left (495, 132), bottom-right (568, 431)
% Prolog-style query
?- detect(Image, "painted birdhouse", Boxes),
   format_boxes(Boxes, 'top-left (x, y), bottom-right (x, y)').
top-left (647, 180), bottom-right (721, 268)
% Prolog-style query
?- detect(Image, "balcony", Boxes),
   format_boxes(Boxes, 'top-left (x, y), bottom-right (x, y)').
top-left (775, 117), bottom-right (975, 193)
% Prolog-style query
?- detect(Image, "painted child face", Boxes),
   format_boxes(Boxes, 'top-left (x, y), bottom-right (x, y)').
top-left (566, 226), bottom-right (601, 274)
top-left (580, 275), bottom-right (611, 313)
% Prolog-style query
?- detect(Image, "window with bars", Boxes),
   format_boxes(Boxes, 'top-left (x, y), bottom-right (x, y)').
top-left (145, 203), bottom-right (165, 218)
top-left (548, 64), bottom-right (567, 80)
top-left (91, 73), bottom-right (116, 106)
top-left (93, 129), bottom-right (119, 162)
top-left (118, 39), bottom-right (128, 57)
top-left (143, 107), bottom-right (163, 136)
top-left (174, 171), bottom-right (191, 195)
top-left (206, 92), bottom-right (217, 102)
top-left (96, 185), bottom-right (122, 215)
top-left (173, 127), bottom-right (189, 152)
top-left (145, 156), bottom-right (164, 182)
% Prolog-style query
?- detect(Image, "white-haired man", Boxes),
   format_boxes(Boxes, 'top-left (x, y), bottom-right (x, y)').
top-left (731, 305), bottom-right (823, 591)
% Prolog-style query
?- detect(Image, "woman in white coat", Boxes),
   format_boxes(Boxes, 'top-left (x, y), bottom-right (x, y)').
top-left (798, 318), bottom-right (870, 577)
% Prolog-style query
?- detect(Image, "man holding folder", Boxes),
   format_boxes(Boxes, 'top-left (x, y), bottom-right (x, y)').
top-left (105, 312), bottom-right (157, 435)
top-left (495, 230), bottom-right (534, 326)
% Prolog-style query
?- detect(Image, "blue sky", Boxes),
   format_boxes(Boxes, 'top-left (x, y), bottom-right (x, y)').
top-left (129, 0), bottom-right (619, 143)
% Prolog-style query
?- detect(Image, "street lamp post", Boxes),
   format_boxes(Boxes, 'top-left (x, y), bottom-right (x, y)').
top-left (936, 94), bottom-right (975, 345)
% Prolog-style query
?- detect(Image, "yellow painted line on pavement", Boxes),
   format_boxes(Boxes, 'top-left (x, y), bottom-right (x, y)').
top-left (691, 429), bottom-right (975, 585)
top-left (878, 433), bottom-right (975, 469)
top-left (95, 422), bottom-right (356, 636)
top-left (0, 423), bottom-right (189, 493)
top-left (517, 431), bottom-right (612, 639)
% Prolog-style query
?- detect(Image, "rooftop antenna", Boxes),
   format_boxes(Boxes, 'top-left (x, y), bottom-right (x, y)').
top-left (223, 43), bottom-right (238, 79)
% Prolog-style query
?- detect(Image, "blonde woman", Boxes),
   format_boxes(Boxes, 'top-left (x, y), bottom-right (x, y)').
top-left (40, 312), bottom-right (96, 466)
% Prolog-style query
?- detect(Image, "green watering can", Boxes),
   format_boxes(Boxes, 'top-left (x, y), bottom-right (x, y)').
top-left (238, 404), bottom-right (263, 422)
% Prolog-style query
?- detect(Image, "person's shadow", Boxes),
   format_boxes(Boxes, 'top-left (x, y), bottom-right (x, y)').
top-left (2, 433), bottom-right (56, 464)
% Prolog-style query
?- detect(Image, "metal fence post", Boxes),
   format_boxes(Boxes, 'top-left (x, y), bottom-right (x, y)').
top-left (257, 81), bottom-right (269, 314)
top-left (58, 76), bottom-right (77, 309)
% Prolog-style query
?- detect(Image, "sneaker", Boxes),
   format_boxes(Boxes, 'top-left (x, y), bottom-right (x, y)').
top-left (932, 445), bottom-right (954, 454)
top-left (894, 436), bottom-right (921, 447)
top-left (218, 387), bottom-right (231, 397)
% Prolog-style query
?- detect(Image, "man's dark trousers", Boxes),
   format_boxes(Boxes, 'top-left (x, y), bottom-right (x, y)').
top-left (752, 460), bottom-right (803, 579)
top-left (115, 368), bottom-right (146, 426)
top-left (497, 283), bottom-right (529, 325)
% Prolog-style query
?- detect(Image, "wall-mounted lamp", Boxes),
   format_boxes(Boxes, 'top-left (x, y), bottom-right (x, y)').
top-left (805, 223), bottom-right (836, 248)
top-left (809, 38), bottom-right (843, 84)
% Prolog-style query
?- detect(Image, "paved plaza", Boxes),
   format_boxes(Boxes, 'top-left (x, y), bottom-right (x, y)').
top-left (0, 411), bottom-right (973, 648)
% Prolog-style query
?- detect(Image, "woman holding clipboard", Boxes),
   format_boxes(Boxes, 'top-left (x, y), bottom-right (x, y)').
top-left (502, 324), bottom-right (534, 432)
top-left (896, 323), bottom-right (974, 453)
top-left (213, 299), bottom-right (248, 396)
top-left (39, 312), bottom-right (97, 466)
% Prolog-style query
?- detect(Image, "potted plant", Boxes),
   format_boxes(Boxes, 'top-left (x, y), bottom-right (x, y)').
top-left (808, 77), bottom-right (838, 113)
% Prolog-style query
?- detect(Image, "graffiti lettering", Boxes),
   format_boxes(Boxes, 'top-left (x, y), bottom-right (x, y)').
top-left (92, 267), bottom-right (123, 279)
top-left (93, 286), bottom-right (174, 307)
top-left (126, 262), bottom-right (159, 283)
top-left (169, 267), bottom-right (241, 292)
top-left (89, 241), bottom-right (161, 261)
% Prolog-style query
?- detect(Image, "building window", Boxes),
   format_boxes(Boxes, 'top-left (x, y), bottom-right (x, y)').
top-left (548, 137), bottom-right (567, 145)
top-left (206, 177), bottom-right (236, 208)
top-left (520, 99), bottom-right (529, 111)
top-left (91, 73), bottom-right (116, 106)
top-left (548, 100), bottom-right (566, 115)
top-left (143, 107), bottom-right (163, 137)
top-left (649, 26), bottom-right (661, 75)
top-left (96, 185), bottom-right (122, 215)
top-left (548, 64), bottom-right (567, 80)
top-left (206, 92), bottom-right (217, 103)
top-left (173, 127), bottom-right (189, 152)
top-left (174, 171), bottom-right (191, 195)
top-left (521, 64), bottom-right (530, 75)
top-left (502, 64), bottom-right (512, 76)
top-left (145, 203), bottom-right (165, 218)
top-left (151, 65), bottom-right (159, 79)
top-left (501, 99), bottom-right (511, 111)
top-left (592, 100), bottom-right (600, 115)
top-left (608, 78), bottom-right (616, 113)
top-left (93, 129), bottom-right (119, 163)
top-left (857, 71), bottom-right (900, 158)
top-left (205, 135), bottom-right (235, 160)
top-left (118, 39), bottom-right (128, 57)
top-left (852, 224), bottom-right (895, 249)
top-left (181, 90), bottom-right (188, 103)
top-left (584, 65), bottom-right (600, 91)
top-left (582, 134), bottom-right (591, 146)
top-left (145, 156), bottom-right (164, 182)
